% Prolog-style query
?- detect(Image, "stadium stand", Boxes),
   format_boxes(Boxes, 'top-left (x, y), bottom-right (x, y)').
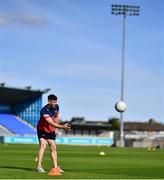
top-left (0, 85), bottom-right (49, 128)
top-left (0, 113), bottom-right (36, 135)
top-left (0, 125), bottom-right (13, 135)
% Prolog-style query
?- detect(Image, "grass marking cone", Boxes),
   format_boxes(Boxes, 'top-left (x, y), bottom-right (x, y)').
top-left (48, 168), bottom-right (62, 176)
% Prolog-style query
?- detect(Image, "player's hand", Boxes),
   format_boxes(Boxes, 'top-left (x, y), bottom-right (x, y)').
top-left (62, 123), bottom-right (71, 130)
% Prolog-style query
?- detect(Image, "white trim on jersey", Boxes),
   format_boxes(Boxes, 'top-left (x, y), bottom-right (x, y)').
top-left (43, 114), bottom-right (50, 118)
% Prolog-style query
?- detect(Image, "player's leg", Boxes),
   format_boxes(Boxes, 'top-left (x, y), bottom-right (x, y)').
top-left (47, 139), bottom-right (63, 176)
top-left (37, 137), bottom-right (47, 173)
top-left (38, 138), bottom-right (47, 167)
top-left (47, 139), bottom-right (58, 168)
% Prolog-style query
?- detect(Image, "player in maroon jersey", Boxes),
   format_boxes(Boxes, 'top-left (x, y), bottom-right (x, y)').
top-left (36, 94), bottom-right (71, 175)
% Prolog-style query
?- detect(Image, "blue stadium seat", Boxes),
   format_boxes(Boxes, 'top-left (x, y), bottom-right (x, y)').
top-left (0, 114), bottom-right (36, 135)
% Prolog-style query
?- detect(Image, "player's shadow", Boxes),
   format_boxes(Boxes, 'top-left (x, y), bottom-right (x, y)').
top-left (0, 166), bottom-right (35, 172)
top-left (0, 166), bottom-right (72, 172)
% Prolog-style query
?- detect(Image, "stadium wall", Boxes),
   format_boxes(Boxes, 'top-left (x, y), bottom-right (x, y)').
top-left (0, 136), bottom-right (113, 146)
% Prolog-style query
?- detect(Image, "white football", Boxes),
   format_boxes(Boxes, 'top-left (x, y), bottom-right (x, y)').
top-left (115, 101), bottom-right (127, 112)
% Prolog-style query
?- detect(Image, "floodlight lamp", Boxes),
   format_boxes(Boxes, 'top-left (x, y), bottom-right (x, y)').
top-left (113, 8), bottom-right (117, 11)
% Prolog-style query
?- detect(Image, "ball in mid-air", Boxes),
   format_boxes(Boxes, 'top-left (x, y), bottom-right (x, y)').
top-left (115, 101), bottom-right (127, 112)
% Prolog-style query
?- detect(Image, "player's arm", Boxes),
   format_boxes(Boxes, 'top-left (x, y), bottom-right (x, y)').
top-left (45, 116), bottom-right (71, 130)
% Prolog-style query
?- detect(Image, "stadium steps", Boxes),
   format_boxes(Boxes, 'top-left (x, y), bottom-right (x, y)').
top-left (16, 116), bottom-right (36, 131)
top-left (0, 114), bottom-right (36, 136)
top-left (0, 125), bottom-right (14, 136)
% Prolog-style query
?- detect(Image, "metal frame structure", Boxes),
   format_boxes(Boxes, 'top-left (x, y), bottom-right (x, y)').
top-left (111, 4), bottom-right (140, 147)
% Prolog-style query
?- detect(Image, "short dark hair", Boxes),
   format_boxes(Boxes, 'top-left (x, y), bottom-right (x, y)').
top-left (48, 94), bottom-right (57, 101)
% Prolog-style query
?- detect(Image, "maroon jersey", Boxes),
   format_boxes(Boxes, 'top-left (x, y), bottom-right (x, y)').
top-left (37, 104), bottom-right (59, 133)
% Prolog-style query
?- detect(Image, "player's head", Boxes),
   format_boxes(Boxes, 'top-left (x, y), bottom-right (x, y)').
top-left (48, 94), bottom-right (57, 108)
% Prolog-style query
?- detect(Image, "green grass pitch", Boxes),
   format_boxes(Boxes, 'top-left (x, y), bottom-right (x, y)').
top-left (0, 143), bottom-right (163, 179)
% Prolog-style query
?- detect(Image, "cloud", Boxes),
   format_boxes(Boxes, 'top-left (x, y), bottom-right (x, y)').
top-left (0, 13), bottom-right (11, 26)
top-left (16, 13), bottom-right (48, 26)
top-left (0, 12), bottom-right (48, 26)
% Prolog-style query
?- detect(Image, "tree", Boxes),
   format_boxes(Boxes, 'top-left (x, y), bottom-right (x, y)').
top-left (108, 117), bottom-right (120, 130)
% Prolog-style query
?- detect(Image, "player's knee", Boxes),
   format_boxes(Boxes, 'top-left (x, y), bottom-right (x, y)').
top-left (50, 144), bottom-right (56, 152)
top-left (40, 143), bottom-right (46, 150)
